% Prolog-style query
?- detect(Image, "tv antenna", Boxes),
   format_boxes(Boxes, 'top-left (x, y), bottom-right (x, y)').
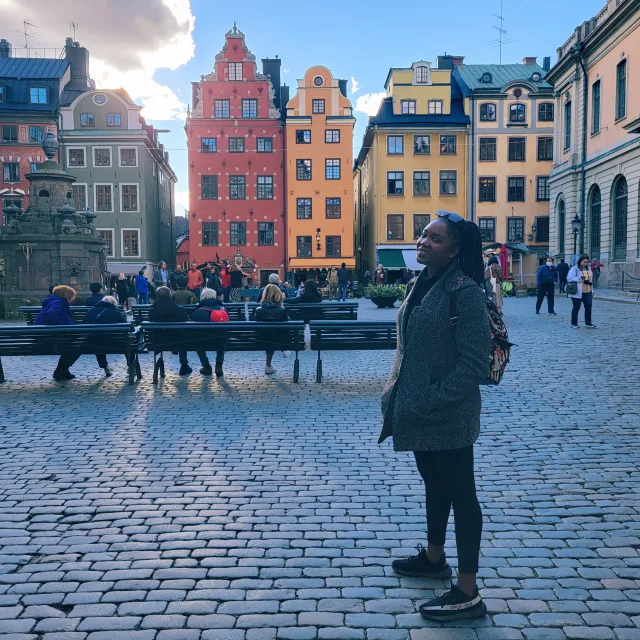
top-left (490, 0), bottom-right (509, 64)
top-left (70, 21), bottom-right (79, 41)
top-left (14, 19), bottom-right (37, 49)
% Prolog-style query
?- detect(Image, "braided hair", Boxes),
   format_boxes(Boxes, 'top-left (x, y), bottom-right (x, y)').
top-left (441, 219), bottom-right (485, 286)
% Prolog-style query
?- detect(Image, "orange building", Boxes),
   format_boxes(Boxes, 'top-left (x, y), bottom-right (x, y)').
top-left (285, 66), bottom-right (356, 281)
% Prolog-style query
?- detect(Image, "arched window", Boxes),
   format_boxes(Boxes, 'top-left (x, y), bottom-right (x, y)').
top-left (589, 186), bottom-right (601, 257)
top-left (613, 177), bottom-right (628, 261)
top-left (557, 199), bottom-right (566, 254)
top-left (479, 103), bottom-right (496, 122)
top-left (38, 189), bottom-right (50, 198)
top-left (510, 103), bottom-right (526, 123)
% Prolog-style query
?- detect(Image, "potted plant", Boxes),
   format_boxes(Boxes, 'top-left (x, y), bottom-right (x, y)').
top-left (366, 285), bottom-right (403, 308)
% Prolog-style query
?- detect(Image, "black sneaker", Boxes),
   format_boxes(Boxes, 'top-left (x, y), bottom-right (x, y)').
top-left (53, 370), bottom-right (75, 381)
top-left (179, 364), bottom-right (192, 376)
top-left (215, 364), bottom-right (224, 377)
top-left (419, 585), bottom-right (487, 622)
top-left (391, 545), bottom-right (452, 579)
top-left (103, 367), bottom-right (113, 377)
top-left (200, 365), bottom-right (213, 376)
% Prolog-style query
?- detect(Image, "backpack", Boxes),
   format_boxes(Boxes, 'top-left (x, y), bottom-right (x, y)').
top-left (449, 277), bottom-right (513, 385)
top-left (210, 309), bottom-right (229, 323)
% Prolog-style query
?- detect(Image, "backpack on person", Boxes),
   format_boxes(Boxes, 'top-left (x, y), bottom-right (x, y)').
top-left (209, 309), bottom-right (229, 322)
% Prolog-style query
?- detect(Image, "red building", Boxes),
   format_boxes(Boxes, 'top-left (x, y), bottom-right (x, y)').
top-left (186, 24), bottom-right (288, 284)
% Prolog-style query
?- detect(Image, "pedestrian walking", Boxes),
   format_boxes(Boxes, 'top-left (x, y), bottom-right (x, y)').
top-left (590, 258), bottom-right (604, 289)
top-left (379, 211), bottom-right (491, 623)
top-left (84, 282), bottom-right (105, 306)
top-left (191, 287), bottom-right (228, 377)
top-left (536, 257), bottom-right (558, 316)
top-left (557, 258), bottom-right (569, 293)
top-left (337, 262), bottom-right (351, 301)
top-left (83, 295), bottom-right (128, 377)
top-left (375, 265), bottom-right (385, 285)
top-left (229, 264), bottom-right (243, 302)
top-left (255, 283), bottom-right (290, 375)
top-left (153, 261), bottom-right (169, 289)
top-left (135, 270), bottom-right (150, 304)
top-left (115, 274), bottom-right (129, 310)
top-left (327, 267), bottom-right (338, 300)
top-left (187, 260), bottom-right (204, 301)
top-left (363, 270), bottom-right (372, 289)
top-left (484, 256), bottom-right (504, 314)
top-left (568, 255), bottom-right (596, 329)
top-left (287, 279), bottom-right (322, 304)
top-left (172, 276), bottom-right (197, 305)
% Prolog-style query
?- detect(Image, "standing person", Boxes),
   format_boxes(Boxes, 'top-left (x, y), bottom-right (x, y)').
top-left (83, 295), bottom-right (128, 377)
top-left (115, 274), bottom-right (129, 310)
top-left (375, 265), bottom-right (385, 285)
top-left (379, 212), bottom-right (491, 622)
top-left (84, 282), bottom-right (105, 306)
top-left (170, 264), bottom-right (187, 291)
top-left (590, 258), bottom-right (604, 289)
top-left (153, 261), bottom-right (169, 289)
top-left (327, 267), bottom-right (338, 301)
top-left (191, 287), bottom-right (228, 377)
top-left (337, 262), bottom-right (351, 302)
top-left (229, 264), bottom-right (244, 302)
top-left (255, 283), bottom-right (290, 375)
top-left (568, 255), bottom-right (596, 329)
top-left (126, 276), bottom-right (137, 311)
top-left (536, 257), bottom-right (558, 316)
top-left (220, 262), bottom-right (232, 302)
top-left (287, 280), bottom-right (322, 304)
top-left (363, 270), bottom-right (372, 289)
top-left (187, 260), bottom-right (204, 301)
top-left (172, 276), bottom-right (197, 305)
top-left (203, 262), bottom-right (223, 295)
top-left (485, 256), bottom-right (504, 315)
top-left (557, 258), bottom-right (569, 294)
top-left (135, 270), bottom-right (150, 304)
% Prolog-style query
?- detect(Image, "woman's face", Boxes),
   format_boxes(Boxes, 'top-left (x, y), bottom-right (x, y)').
top-left (416, 219), bottom-right (459, 269)
top-left (579, 258), bottom-right (589, 269)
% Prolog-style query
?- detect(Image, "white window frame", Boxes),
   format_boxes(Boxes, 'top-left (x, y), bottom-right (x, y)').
top-left (96, 228), bottom-right (115, 258)
top-left (94, 183), bottom-right (114, 213)
top-left (121, 228), bottom-right (141, 258)
top-left (428, 100), bottom-right (443, 115)
top-left (118, 146), bottom-right (138, 168)
top-left (119, 182), bottom-right (140, 213)
top-left (71, 183), bottom-right (89, 211)
top-left (93, 146), bottom-right (112, 168)
top-left (66, 145), bottom-right (87, 168)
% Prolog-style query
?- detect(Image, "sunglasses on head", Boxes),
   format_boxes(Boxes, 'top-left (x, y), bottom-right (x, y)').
top-left (436, 210), bottom-right (464, 223)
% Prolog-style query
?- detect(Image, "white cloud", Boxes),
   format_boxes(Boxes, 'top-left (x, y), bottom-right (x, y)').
top-left (175, 190), bottom-right (189, 216)
top-left (2, 0), bottom-right (195, 121)
top-left (351, 77), bottom-right (360, 95)
top-left (354, 92), bottom-right (386, 117)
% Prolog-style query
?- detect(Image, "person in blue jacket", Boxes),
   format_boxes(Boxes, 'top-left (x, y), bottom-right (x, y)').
top-left (135, 270), bottom-right (150, 304)
top-left (536, 256), bottom-right (558, 316)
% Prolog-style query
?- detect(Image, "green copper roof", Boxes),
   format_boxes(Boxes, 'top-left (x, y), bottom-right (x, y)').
top-left (454, 64), bottom-right (553, 94)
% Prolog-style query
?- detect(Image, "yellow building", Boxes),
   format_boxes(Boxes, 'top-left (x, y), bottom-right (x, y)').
top-left (354, 57), bottom-right (469, 279)
top-left (285, 66), bottom-right (356, 280)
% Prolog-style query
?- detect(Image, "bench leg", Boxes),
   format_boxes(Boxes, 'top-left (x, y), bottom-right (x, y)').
top-left (160, 355), bottom-right (165, 378)
top-left (128, 356), bottom-right (135, 385)
top-left (135, 356), bottom-right (142, 380)
top-left (316, 356), bottom-right (322, 383)
top-left (153, 353), bottom-right (161, 385)
top-left (0, 357), bottom-right (5, 384)
top-left (293, 356), bottom-right (300, 383)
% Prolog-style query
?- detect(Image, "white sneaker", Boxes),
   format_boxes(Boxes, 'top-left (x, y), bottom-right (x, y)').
top-left (265, 366), bottom-right (276, 375)
top-left (282, 351), bottom-right (291, 358)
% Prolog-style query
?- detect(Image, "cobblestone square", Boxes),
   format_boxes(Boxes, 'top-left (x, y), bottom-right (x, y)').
top-left (1, 296), bottom-right (639, 640)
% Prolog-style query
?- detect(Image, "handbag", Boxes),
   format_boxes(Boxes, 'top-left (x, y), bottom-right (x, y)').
top-left (566, 281), bottom-right (578, 296)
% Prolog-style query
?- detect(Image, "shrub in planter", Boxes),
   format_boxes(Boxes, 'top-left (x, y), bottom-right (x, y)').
top-left (365, 285), bottom-right (403, 308)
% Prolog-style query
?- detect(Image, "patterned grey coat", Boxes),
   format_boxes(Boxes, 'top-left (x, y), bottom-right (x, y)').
top-left (379, 262), bottom-right (491, 452)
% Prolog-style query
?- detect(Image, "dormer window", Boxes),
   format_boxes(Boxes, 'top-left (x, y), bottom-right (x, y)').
top-left (30, 87), bottom-right (47, 104)
top-left (415, 66), bottom-right (430, 84)
top-left (481, 73), bottom-right (492, 84)
top-left (531, 72), bottom-right (542, 83)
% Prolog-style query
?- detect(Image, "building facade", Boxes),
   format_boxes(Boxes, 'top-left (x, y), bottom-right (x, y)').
top-left (354, 57), bottom-right (469, 278)
top-left (285, 66), bottom-right (356, 280)
top-left (547, 0), bottom-right (640, 285)
top-left (454, 58), bottom-right (555, 280)
top-left (186, 25), bottom-right (287, 285)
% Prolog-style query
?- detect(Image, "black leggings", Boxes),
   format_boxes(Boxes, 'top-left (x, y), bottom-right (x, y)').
top-left (414, 446), bottom-right (482, 574)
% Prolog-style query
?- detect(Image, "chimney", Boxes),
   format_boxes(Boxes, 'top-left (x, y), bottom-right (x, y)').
top-left (64, 40), bottom-right (91, 90)
top-left (280, 84), bottom-right (290, 113)
top-left (262, 57), bottom-right (282, 111)
top-left (0, 39), bottom-right (12, 58)
top-left (542, 56), bottom-right (551, 72)
top-left (452, 56), bottom-right (465, 67)
top-left (437, 55), bottom-right (454, 69)
top-left (523, 56), bottom-right (537, 65)
top-left (339, 79), bottom-right (348, 97)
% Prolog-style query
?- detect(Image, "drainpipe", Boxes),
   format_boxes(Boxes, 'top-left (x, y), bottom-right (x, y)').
top-left (574, 39), bottom-right (588, 255)
top-left (469, 95), bottom-right (475, 223)
top-left (281, 124), bottom-right (288, 283)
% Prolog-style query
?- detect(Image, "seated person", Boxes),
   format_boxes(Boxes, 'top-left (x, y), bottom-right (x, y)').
top-left (85, 282), bottom-right (105, 306)
top-left (172, 275), bottom-right (197, 305)
top-left (83, 295), bottom-right (128, 377)
top-left (255, 284), bottom-right (290, 375)
top-left (287, 279), bottom-right (322, 304)
top-left (190, 287), bottom-right (229, 377)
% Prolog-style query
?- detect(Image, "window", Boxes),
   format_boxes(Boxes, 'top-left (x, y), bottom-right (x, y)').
top-left (507, 218), bottom-right (525, 243)
top-left (440, 135), bottom-right (456, 154)
top-left (229, 137), bottom-right (245, 152)
top-left (613, 177), bottom-right (628, 260)
top-left (0, 86), bottom-right (4, 103)
top-left (507, 177), bottom-right (525, 202)
top-left (121, 184), bottom-right (138, 212)
top-left (122, 229), bottom-right (140, 257)
top-left (201, 138), bottom-right (217, 153)
top-left (1, 125), bottom-right (17, 142)
top-left (230, 176), bottom-right (246, 199)
top-left (201, 175), bottom-right (218, 200)
top-left (401, 100), bottom-right (416, 114)
top-left (480, 103), bottom-right (496, 121)
top-left (80, 113), bottom-right (95, 127)
top-left (296, 130), bottom-right (311, 144)
top-left (214, 99), bottom-right (230, 118)
top-left (479, 177), bottom-right (496, 202)
top-left (536, 217), bottom-right (550, 243)
top-left (242, 99), bottom-right (257, 118)
top-left (120, 148), bottom-right (137, 166)
top-left (387, 135), bottom-right (404, 155)
top-left (202, 222), bottom-right (219, 246)
top-left (479, 137), bottom-right (497, 161)
top-left (312, 99), bottom-right (325, 114)
top-left (558, 200), bottom-right (566, 253)
top-left (538, 103), bottom-right (554, 122)
top-left (537, 137), bottom-right (553, 161)
top-left (29, 162), bottom-right (42, 173)
top-left (257, 175), bottom-right (273, 199)
top-left (440, 170), bottom-right (457, 195)
top-left (107, 113), bottom-right (121, 127)
top-left (72, 184), bottom-right (87, 211)
top-left (589, 186), bottom-right (601, 256)
top-left (387, 214), bottom-right (404, 240)
top-left (481, 72), bottom-right (492, 84)
top-left (591, 81), bottom-right (601, 134)
top-left (297, 236), bottom-right (312, 257)
top-left (95, 185), bottom-right (113, 212)
top-left (30, 87), bottom-right (47, 104)
top-left (258, 222), bottom-right (274, 246)
top-left (228, 62), bottom-right (243, 81)
top-left (68, 148), bottom-right (85, 167)
top-left (325, 158), bottom-right (340, 180)
top-left (325, 129), bottom-right (340, 143)
top-left (413, 171), bottom-right (431, 196)
top-left (537, 176), bottom-right (550, 201)
top-left (94, 148), bottom-right (111, 167)
top-left (616, 59), bottom-right (627, 120)
top-left (97, 230), bottom-right (114, 257)
top-left (415, 66), bottom-right (429, 83)
top-left (478, 218), bottom-right (495, 242)
top-left (3, 162), bottom-right (19, 182)
top-left (296, 159), bottom-right (312, 180)
top-left (297, 198), bottom-right (312, 219)
top-left (29, 126), bottom-right (44, 143)
top-left (326, 235), bottom-right (341, 257)
top-left (414, 135), bottom-right (430, 155)
top-left (326, 197), bottom-right (341, 219)
top-left (509, 103), bottom-right (526, 122)
top-left (564, 101), bottom-right (572, 150)
top-left (230, 222), bottom-right (247, 246)
top-left (413, 214), bottom-right (430, 239)
top-left (387, 171), bottom-right (404, 196)
top-left (257, 137), bottom-right (272, 152)
top-left (428, 100), bottom-right (443, 114)
top-left (508, 137), bottom-right (526, 162)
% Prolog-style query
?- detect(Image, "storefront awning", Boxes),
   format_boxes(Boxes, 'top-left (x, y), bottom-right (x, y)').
top-left (289, 258), bottom-right (356, 270)
top-left (377, 249), bottom-right (405, 269)
top-left (106, 261), bottom-right (152, 275)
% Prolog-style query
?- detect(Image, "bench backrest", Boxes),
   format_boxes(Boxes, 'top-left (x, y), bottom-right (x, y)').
top-left (19, 305), bottom-right (112, 325)
top-left (132, 303), bottom-right (258, 324)
top-left (310, 321), bottom-right (397, 351)
top-left (284, 302), bottom-right (358, 322)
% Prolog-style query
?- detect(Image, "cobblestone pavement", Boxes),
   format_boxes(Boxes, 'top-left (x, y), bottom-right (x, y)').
top-left (1, 296), bottom-right (639, 640)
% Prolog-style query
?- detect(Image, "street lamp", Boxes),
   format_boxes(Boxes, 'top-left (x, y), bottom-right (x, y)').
top-left (316, 228), bottom-right (321, 252)
top-left (571, 214), bottom-right (582, 262)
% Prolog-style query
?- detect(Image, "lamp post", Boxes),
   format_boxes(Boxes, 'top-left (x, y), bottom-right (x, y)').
top-left (571, 214), bottom-right (582, 264)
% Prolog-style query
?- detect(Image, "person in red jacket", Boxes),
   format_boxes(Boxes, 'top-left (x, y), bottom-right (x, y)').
top-left (190, 287), bottom-right (228, 376)
top-left (187, 260), bottom-right (204, 301)
top-left (220, 261), bottom-right (232, 302)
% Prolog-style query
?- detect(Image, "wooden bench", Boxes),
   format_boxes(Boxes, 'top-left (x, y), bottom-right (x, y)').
top-left (309, 321), bottom-right (397, 382)
top-left (132, 303), bottom-right (258, 324)
top-left (283, 302), bottom-right (358, 322)
top-left (19, 305), bottom-right (124, 325)
top-left (141, 321), bottom-right (305, 383)
top-left (0, 324), bottom-right (140, 385)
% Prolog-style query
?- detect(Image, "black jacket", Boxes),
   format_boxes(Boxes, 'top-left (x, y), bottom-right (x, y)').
top-left (255, 302), bottom-right (289, 322)
top-left (205, 271), bottom-right (223, 295)
top-left (337, 268), bottom-right (351, 284)
top-left (230, 270), bottom-right (243, 288)
top-left (83, 300), bottom-right (127, 324)
top-left (170, 269), bottom-right (187, 290)
top-left (287, 291), bottom-right (322, 304)
top-left (116, 280), bottom-right (129, 300)
top-left (191, 298), bottom-right (226, 322)
top-left (557, 262), bottom-right (570, 278)
top-left (84, 293), bottom-right (105, 306)
top-left (148, 297), bottom-right (188, 323)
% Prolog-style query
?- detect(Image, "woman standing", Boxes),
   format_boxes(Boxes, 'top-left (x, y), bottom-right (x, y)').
top-left (485, 255), bottom-right (504, 314)
top-left (379, 211), bottom-right (491, 623)
top-left (115, 274), bottom-right (129, 310)
top-left (568, 255), bottom-right (596, 329)
top-left (375, 266), bottom-right (385, 286)
top-left (229, 264), bottom-right (244, 302)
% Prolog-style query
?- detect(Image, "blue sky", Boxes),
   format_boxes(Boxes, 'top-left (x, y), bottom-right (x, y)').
top-left (147, 0), bottom-right (605, 215)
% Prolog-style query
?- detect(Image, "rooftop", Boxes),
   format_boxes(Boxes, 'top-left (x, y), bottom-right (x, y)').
top-left (454, 63), bottom-right (553, 93)
top-left (0, 57), bottom-right (69, 80)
